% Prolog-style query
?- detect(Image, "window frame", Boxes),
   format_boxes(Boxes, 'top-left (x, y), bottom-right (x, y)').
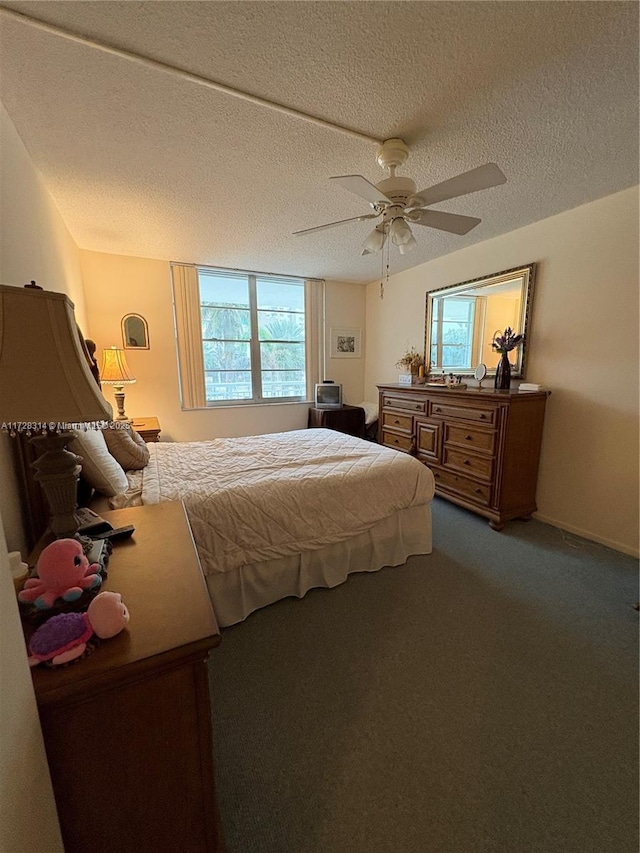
top-left (171, 262), bottom-right (324, 411)
top-left (430, 295), bottom-right (483, 371)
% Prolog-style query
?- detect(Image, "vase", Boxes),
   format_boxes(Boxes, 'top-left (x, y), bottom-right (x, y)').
top-left (494, 352), bottom-right (512, 389)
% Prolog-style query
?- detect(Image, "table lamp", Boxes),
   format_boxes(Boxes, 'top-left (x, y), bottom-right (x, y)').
top-left (100, 346), bottom-right (136, 421)
top-left (0, 283), bottom-right (112, 538)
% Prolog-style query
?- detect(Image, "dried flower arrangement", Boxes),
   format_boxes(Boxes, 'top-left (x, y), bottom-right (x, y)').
top-left (492, 327), bottom-right (523, 354)
top-left (395, 347), bottom-right (425, 372)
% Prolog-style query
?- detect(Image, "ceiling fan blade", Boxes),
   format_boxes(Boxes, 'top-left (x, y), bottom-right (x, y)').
top-left (329, 175), bottom-right (392, 206)
top-left (413, 163), bottom-right (506, 207)
top-left (409, 209), bottom-right (481, 235)
top-left (293, 213), bottom-right (378, 237)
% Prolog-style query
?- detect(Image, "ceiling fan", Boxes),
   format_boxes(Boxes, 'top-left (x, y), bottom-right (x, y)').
top-left (293, 139), bottom-right (506, 255)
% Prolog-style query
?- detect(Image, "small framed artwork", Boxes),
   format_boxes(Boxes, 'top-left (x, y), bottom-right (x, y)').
top-left (330, 327), bottom-right (362, 358)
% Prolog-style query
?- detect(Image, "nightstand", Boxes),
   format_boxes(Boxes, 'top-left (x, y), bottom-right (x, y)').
top-left (308, 404), bottom-right (366, 438)
top-left (131, 416), bottom-right (161, 442)
top-left (25, 502), bottom-right (224, 853)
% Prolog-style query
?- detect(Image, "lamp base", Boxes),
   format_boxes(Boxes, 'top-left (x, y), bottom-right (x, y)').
top-left (112, 385), bottom-right (130, 421)
top-left (30, 431), bottom-right (81, 538)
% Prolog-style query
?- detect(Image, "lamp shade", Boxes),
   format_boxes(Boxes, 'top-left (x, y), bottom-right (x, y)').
top-left (361, 225), bottom-right (387, 255)
top-left (0, 285), bottom-right (112, 423)
top-left (100, 347), bottom-right (136, 385)
top-left (398, 233), bottom-right (418, 254)
top-left (390, 217), bottom-right (414, 246)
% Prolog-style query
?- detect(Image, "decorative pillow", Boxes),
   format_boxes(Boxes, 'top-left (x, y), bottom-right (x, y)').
top-left (69, 428), bottom-right (128, 497)
top-left (103, 424), bottom-right (150, 471)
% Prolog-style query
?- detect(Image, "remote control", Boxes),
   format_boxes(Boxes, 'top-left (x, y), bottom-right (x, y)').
top-left (90, 525), bottom-right (135, 541)
top-left (76, 507), bottom-right (114, 536)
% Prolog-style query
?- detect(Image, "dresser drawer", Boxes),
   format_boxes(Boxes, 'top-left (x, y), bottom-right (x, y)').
top-left (416, 420), bottom-right (442, 461)
top-left (429, 401), bottom-right (495, 424)
top-left (443, 447), bottom-right (493, 481)
top-left (382, 431), bottom-right (413, 452)
top-left (431, 467), bottom-right (492, 506)
top-left (382, 411), bottom-right (413, 432)
top-left (445, 423), bottom-right (496, 454)
top-left (382, 395), bottom-right (426, 415)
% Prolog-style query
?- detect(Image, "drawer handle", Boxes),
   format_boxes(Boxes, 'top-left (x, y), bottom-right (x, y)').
top-left (393, 438), bottom-right (399, 445)
top-left (463, 459), bottom-right (471, 466)
top-left (475, 488), bottom-right (483, 494)
top-left (393, 418), bottom-right (400, 424)
top-left (479, 413), bottom-right (487, 420)
top-left (434, 472), bottom-right (440, 479)
top-left (465, 435), bottom-right (473, 441)
top-left (414, 404), bottom-right (421, 411)
top-left (434, 406), bottom-right (441, 413)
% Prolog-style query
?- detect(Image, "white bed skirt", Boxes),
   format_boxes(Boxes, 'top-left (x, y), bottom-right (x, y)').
top-left (205, 503), bottom-right (432, 627)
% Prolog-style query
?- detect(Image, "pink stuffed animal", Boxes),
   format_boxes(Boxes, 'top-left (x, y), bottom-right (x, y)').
top-left (18, 538), bottom-right (101, 610)
top-left (28, 591), bottom-right (130, 666)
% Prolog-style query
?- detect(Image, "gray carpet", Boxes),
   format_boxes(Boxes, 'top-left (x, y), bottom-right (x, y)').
top-left (208, 499), bottom-right (639, 853)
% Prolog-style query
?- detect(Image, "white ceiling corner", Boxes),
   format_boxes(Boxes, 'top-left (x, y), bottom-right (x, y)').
top-left (0, 1), bottom-right (637, 283)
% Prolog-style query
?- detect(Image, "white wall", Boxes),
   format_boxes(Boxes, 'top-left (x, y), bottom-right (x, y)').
top-left (80, 252), bottom-right (367, 441)
top-left (0, 525), bottom-right (63, 853)
top-left (365, 186), bottom-right (639, 556)
top-left (0, 104), bottom-right (66, 851)
top-left (324, 280), bottom-right (368, 404)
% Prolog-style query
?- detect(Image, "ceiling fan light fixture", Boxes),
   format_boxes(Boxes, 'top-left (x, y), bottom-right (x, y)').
top-left (390, 216), bottom-right (413, 246)
top-left (361, 226), bottom-right (386, 255)
top-left (398, 233), bottom-right (417, 254)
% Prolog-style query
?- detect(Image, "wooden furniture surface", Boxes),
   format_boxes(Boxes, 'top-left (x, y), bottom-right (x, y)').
top-left (131, 416), bottom-right (161, 442)
top-left (308, 404), bottom-right (366, 438)
top-left (26, 501), bottom-right (224, 853)
top-left (377, 384), bottom-right (549, 530)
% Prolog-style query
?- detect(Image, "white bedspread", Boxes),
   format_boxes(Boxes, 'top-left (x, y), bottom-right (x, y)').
top-left (138, 429), bottom-right (434, 576)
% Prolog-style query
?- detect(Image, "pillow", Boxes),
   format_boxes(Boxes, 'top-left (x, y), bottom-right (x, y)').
top-left (103, 423), bottom-right (150, 470)
top-left (69, 428), bottom-right (128, 497)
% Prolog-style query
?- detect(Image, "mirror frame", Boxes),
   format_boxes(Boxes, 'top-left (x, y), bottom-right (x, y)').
top-left (122, 313), bottom-right (150, 350)
top-left (424, 262), bottom-right (536, 379)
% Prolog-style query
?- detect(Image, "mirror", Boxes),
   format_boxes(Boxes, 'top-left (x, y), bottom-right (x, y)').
top-left (424, 263), bottom-right (535, 378)
top-left (474, 363), bottom-right (487, 385)
top-left (122, 314), bottom-right (149, 349)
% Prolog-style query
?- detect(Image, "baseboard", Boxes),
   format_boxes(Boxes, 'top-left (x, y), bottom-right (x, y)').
top-left (533, 513), bottom-right (639, 559)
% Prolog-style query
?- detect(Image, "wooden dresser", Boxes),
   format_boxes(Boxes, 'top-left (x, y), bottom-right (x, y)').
top-left (377, 384), bottom-right (549, 529)
top-left (26, 502), bottom-right (224, 853)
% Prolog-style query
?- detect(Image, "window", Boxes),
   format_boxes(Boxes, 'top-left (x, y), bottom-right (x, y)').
top-left (172, 264), bottom-right (322, 408)
top-left (430, 296), bottom-right (481, 370)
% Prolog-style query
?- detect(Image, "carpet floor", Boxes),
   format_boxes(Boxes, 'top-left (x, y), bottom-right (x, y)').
top-left (209, 498), bottom-right (638, 853)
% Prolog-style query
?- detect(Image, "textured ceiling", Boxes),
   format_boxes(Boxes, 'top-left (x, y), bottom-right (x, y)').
top-left (0, 1), bottom-right (638, 283)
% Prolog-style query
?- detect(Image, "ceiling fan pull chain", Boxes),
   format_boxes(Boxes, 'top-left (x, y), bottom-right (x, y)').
top-left (380, 231), bottom-right (390, 300)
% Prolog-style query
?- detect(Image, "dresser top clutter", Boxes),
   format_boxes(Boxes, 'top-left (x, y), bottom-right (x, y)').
top-left (377, 383), bottom-right (549, 531)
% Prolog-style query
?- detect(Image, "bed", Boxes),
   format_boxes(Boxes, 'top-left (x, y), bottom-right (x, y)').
top-left (20, 427), bottom-right (435, 627)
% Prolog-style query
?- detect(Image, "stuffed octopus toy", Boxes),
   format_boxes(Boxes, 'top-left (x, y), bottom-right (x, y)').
top-left (28, 590), bottom-right (130, 667)
top-left (18, 538), bottom-right (102, 610)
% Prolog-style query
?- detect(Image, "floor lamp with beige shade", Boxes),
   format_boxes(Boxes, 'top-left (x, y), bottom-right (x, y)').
top-left (0, 283), bottom-right (112, 538)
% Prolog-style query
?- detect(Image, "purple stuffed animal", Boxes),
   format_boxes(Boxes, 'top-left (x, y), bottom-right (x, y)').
top-left (28, 591), bottom-right (130, 667)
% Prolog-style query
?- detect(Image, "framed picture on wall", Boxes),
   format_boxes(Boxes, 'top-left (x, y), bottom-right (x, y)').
top-left (330, 327), bottom-right (362, 358)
